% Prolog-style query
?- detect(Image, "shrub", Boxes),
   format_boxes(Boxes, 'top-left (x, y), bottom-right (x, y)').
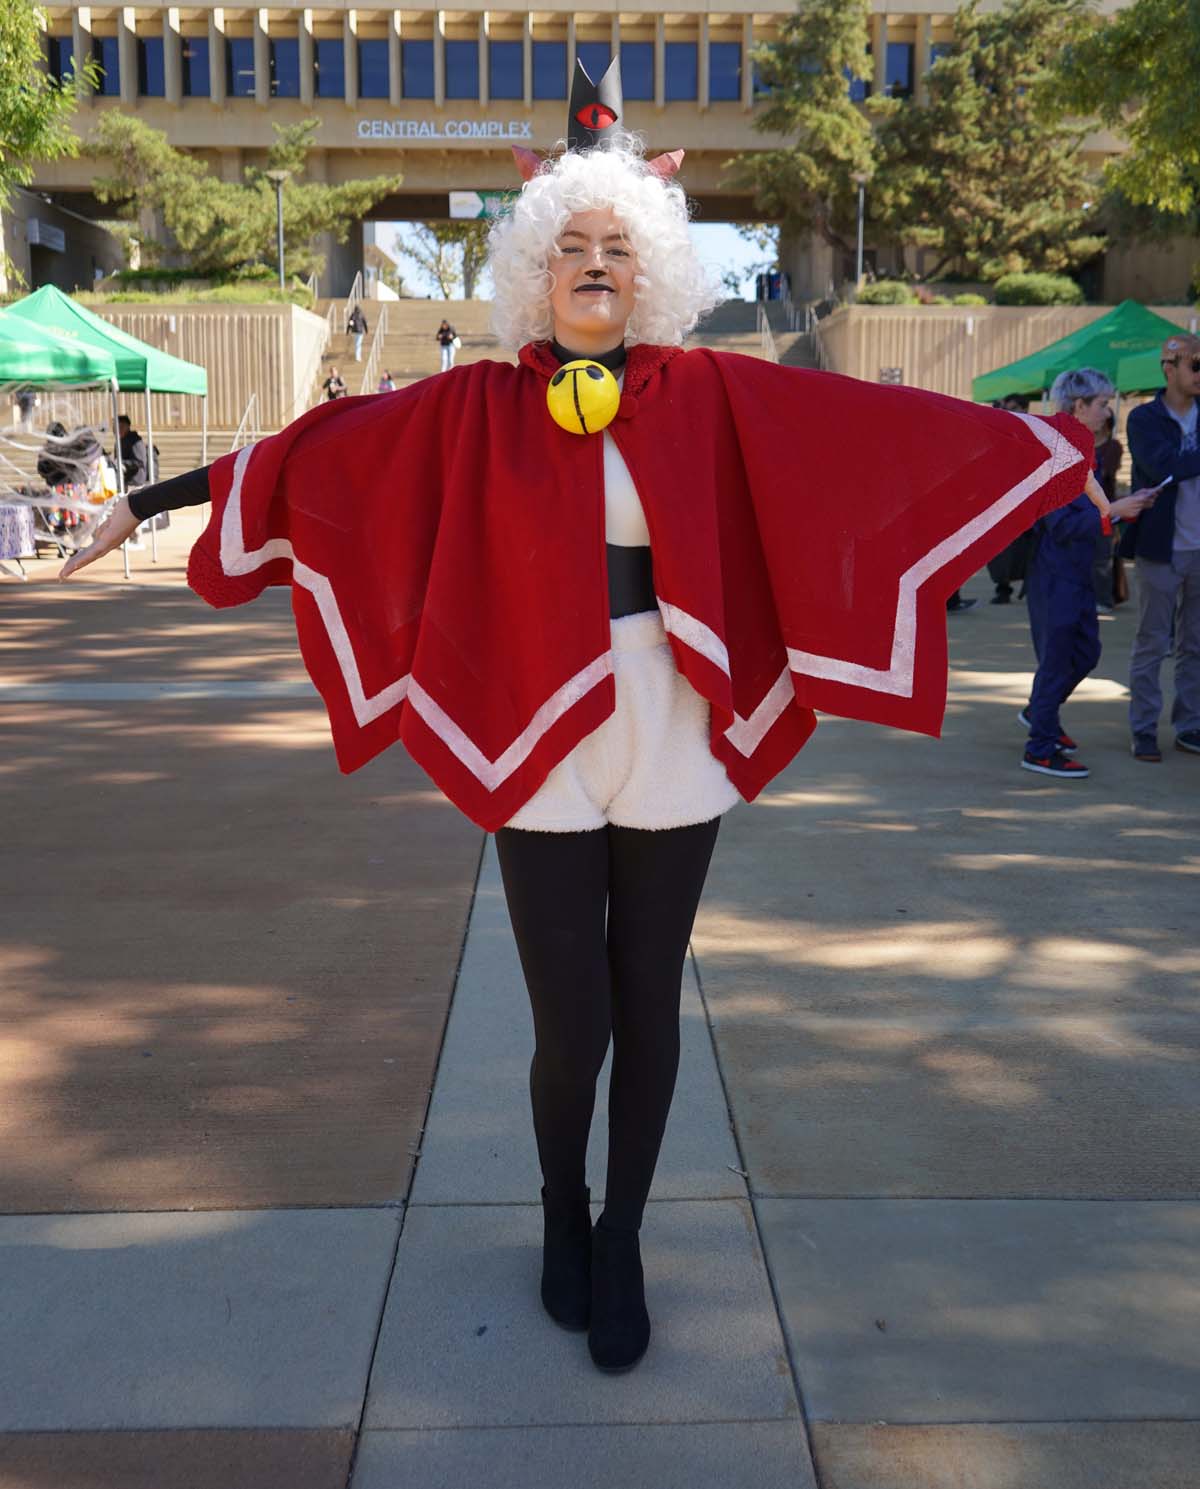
top-left (78, 284), bottom-right (315, 309)
top-left (856, 280), bottom-right (918, 305)
top-left (992, 273), bottom-right (1084, 306)
top-left (952, 293), bottom-right (988, 306)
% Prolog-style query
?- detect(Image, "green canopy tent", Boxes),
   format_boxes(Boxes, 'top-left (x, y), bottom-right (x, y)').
top-left (971, 300), bottom-right (1190, 404)
top-left (0, 309), bottom-right (118, 385)
top-left (7, 282), bottom-right (209, 474)
top-left (0, 312), bottom-right (122, 576)
top-left (7, 283), bottom-right (210, 564)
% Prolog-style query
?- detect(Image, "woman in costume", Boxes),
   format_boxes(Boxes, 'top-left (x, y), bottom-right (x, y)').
top-left (62, 60), bottom-right (1108, 1375)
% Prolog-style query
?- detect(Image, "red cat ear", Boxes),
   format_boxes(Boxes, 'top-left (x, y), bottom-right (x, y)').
top-left (512, 145), bottom-right (543, 182)
top-left (646, 149), bottom-right (685, 178)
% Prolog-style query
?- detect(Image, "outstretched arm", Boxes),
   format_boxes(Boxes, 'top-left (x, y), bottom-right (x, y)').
top-left (59, 465), bottom-right (212, 579)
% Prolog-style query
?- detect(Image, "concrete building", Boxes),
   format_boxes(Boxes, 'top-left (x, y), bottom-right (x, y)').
top-left (24, 1), bottom-right (1147, 299)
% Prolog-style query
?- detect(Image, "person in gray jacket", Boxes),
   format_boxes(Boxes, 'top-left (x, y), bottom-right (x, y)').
top-left (1123, 334), bottom-right (1200, 761)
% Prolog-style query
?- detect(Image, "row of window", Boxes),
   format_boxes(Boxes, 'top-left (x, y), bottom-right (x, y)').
top-left (47, 34), bottom-right (750, 102)
top-left (846, 40), bottom-right (953, 101)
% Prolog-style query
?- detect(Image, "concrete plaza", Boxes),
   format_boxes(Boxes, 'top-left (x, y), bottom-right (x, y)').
top-left (0, 521), bottom-right (1197, 1488)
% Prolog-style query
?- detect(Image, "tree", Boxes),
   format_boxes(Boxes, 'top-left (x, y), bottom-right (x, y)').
top-left (89, 115), bottom-right (400, 280)
top-left (725, 0), bottom-right (876, 258)
top-left (393, 220), bottom-right (490, 298)
top-left (870, 0), bottom-right (1104, 282)
top-left (0, 1), bottom-right (98, 288)
top-left (1047, 0), bottom-right (1200, 217)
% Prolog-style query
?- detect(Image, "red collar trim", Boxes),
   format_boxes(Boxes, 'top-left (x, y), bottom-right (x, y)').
top-left (519, 341), bottom-right (681, 397)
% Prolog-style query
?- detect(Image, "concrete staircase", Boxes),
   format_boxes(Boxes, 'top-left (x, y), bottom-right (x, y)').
top-left (307, 296), bottom-right (809, 410)
top-left (310, 299), bottom-right (515, 405)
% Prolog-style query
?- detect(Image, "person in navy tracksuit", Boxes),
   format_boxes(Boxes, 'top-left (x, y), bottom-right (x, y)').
top-left (1021, 369), bottom-right (1157, 779)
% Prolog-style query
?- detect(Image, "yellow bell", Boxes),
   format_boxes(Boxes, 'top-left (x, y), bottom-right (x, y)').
top-left (546, 360), bottom-right (620, 435)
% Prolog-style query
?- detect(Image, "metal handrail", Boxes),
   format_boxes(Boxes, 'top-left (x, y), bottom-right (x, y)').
top-left (756, 302), bottom-right (779, 363)
top-left (358, 303), bottom-right (390, 395)
top-left (230, 392), bottom-right (260, 452)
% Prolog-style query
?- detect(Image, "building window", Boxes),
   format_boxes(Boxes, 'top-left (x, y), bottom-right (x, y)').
top-left (576, 41), bottom-right (610, 81)
top-left (359, 38), bottom-right (388, 97)
top-left (315, 38), bottom-right (345, 98)
top-left (226, 37), bottom-right (255, 96)
top-left (930, 42), bottom-right (954, 65)
top-left (533, 40), bottom-right (566, 98)
top-left (885, 41), bottom-right (914, 98)
top-left (137, 35), bottom-right (165, 95)
top-left (445, 38), bottom-right (478, 98)
top-left (270, 37), bottom-right (300, 97)
top-left (709, 41), bottom-right (740, 100)
top-left (846, 49), bottom-right (871, 102)
top-left (489, 39), bottom-right (521, 99)
top-left (92, 36), bottom-right (121, 95)
top-left (401, 39), bottom-right (433, 98)
top-left (182, 37), bottom-right (210, 95)
top-left (665, 41), bottom-right (697, 100)
top-left (620, 41), bottom-right (652, 100)
top-left (46, 36), bottom-right (74, 83)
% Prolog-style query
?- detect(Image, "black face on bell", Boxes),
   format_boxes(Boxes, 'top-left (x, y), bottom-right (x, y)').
top-left (568, 57), bottom-right (623, 151)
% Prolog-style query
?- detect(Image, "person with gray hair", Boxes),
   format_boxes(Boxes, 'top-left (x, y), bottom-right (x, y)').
top-left (1020, 369), bottom-right (1158, 777)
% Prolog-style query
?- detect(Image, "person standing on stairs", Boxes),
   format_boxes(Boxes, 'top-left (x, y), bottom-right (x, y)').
top-left (348, 304), bottom-right (368, 362)
top-left (436, 319), bottom-right (459, 372)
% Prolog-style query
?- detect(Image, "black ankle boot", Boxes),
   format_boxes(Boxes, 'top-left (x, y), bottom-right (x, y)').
top-left (588, 1215), bottom-right (650, 1372)
top-left (540, 1185), bottom-right (592, 1331)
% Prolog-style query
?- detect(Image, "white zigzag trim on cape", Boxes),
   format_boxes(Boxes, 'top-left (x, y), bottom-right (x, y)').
top-left (219, 441), bottom-right (613, 788)
top-left (785, 412), bottom-right (1082, 699)
top-left (219, 416), bottom-right (1080, 785)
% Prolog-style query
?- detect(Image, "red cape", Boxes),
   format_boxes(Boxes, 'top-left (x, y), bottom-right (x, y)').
top-left (188, 342), bottom-right (1090, 830)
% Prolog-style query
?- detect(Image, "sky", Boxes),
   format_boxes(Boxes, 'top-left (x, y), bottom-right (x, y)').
top-left (377, 220), bottom-right (771, 302)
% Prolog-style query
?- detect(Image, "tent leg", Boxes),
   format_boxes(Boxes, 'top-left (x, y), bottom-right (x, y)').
top-left (111, 382), bottom-right (130, 581)
top-left (146, 388), bottom-right (158, 563)
top-left (201, 398), bottom-right (208, 526)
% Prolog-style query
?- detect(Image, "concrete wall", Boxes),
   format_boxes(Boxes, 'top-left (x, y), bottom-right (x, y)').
top-left (1, 190), bottom-right (124, 296)
top-left (1103, 238), bottom-right (1200, 305)
top-left (817, 304), bottom-right (1200, 402)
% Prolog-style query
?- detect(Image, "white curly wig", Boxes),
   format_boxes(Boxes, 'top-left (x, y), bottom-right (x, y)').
top-left (488, 134), bottom-right (720, 352)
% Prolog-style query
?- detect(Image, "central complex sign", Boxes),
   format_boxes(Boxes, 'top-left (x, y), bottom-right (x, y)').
top-left (357, 118), bottom-right (533, 140)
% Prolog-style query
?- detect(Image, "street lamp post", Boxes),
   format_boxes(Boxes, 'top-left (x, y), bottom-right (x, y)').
top-left (852, 172), bottom-right (869, 289)
top-left (265, 169), bottom-right (291, 291)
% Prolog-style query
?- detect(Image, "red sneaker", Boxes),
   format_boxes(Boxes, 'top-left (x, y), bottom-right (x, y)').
top-left (1018, 709), bottom-right (1077, 753)
top-left (1021, 750), bottom-right (1090, 779)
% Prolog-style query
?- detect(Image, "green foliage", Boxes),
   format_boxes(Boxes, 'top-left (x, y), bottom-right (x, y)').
top-left (88, 114), bottom-right (400, 280)
top-left (80, 284), bottom-right (316, 308)
top-left (871, 0), bottom-right (1104, 281)
top-left (1047, 0), bottom-right (1200, 217)
top-left (993, 271), bottom-right (1084, 304)
top-left (951, 293), bottom-right (989, 306)
top-left (857, 280), bottom-right (918, 304)
top-left (394, 221), bottom-right (490, 298)
top-left (725, 0), bottom-right (877, 253)
top-left (0, 1), bottom-right (98, 205)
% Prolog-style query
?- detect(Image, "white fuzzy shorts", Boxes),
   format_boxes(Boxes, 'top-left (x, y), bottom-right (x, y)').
top-left (504, 610), bottom-right (741, 833)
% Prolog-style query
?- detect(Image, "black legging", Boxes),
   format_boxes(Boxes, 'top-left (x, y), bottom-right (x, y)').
top-left (495, 819), bottom-right (721, 1233)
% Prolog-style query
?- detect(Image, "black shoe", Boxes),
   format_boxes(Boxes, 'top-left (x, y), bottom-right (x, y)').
top-left (1132, 733), bottom-right (1162, 763)
top-left (588, 1215), bottom-right (651, 1372)
top-left (946, 595), bottom-right (979, 613)
top-left (540, 1185), bottom-right (592, 1332)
